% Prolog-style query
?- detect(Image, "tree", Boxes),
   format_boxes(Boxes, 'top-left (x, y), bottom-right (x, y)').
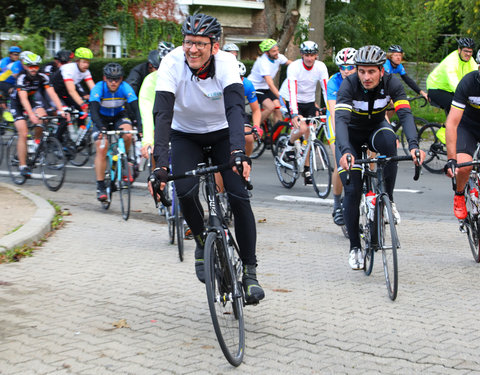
top-left (263, 0), bottom-right (301, 53)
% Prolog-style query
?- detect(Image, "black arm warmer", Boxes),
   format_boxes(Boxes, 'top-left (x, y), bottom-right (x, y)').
top-left (401, 74), bottom-right (422, 95)
top-left (153, 91), bottom-right (175, 167)
top-left (224, 83), bottom-right (246, 152)
top-left (126, 99), bottom-right (143, 133)
top-left (397, 107), bottom-right (419, 150)
top-left (89, 101), bottom-right (104, 128)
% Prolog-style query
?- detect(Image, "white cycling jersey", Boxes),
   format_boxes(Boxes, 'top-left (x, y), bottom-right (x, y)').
top-left (247, 53), bottom-right (288, 90)
top-left (155, 47), bottom-right (241, 134)
top-left (59, 62), bottom-right (92, 84)
top-left (279, 59), bottom-right (329, 115)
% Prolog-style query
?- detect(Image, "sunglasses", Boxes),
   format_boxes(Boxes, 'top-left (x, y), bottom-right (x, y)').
top-left (106, 77), bottom-right (121, 82)
top-left (10, 53), bottom-right (19, 56)
top-left (26, 65), bottom-right (40, 70)
top-left (340, 65), bottom-right (355, 71)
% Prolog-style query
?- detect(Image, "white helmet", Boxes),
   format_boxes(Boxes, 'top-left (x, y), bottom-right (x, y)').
top-left (335, 47), bottom-right (357, 66)
top-left (223, 43), bottom-right (239, 52)
top-left (476, 49), bottom-right (480, 64)
top-left (238, 61), bottom-right (246, 76)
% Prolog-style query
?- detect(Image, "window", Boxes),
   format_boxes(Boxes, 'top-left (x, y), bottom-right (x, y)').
top-left (45, 32), bottom-right (63, 58)
top-left (105, 45), bottom-right (117, 58)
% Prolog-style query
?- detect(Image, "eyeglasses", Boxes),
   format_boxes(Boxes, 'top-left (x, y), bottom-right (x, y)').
top-left (10, 53), bottom-right (19, 56)
top-left (340, 65), bottom-right (355, 71)
top-left (183, 40), bottom-right (211, 50)
top-left (461, 49), bottom-right (473, 54)
top-left (106, 77), bottom-right (121, 82)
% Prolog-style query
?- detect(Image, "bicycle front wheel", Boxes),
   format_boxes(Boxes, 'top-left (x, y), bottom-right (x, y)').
top-left (399, 117), bottom-right (428, 156)
top-left (174, 192), bottom-right (184, 262)
top-left (6, 135), bottom-right (26, 185)
top-left (69, 133), bottom-right (92, 167)
top-left (204, 231), bottom-right (245, 367)
top-left (274, 134), bottom-right (298, 188)
top-left (359, 194), bottom-right (374, 276)
top-left (118, 155), bottom-right (131, 220)
top-left (465, 178), bottom-right (480, 262)
top-left (41, 136), bottom-right (66, 191)
top-left (310, 139), bottom-right (332, 199)
top-left (418, 122), bottom-right (446, 174)
top-left (378, 195), bottom-right (399, 300)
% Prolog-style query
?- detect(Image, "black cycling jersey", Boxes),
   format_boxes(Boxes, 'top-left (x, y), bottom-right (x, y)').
top-left (10, 71), bottom-right (50, 103)
top-left (451, 70), bottom-right (480, 129)
top-left (126, 62), bottom-right (150, 96)
top-left (42, 62), bottom-right (57, 76)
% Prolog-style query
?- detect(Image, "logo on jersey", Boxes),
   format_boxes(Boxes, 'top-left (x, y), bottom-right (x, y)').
top-left (205, 91), bottom-right (222, 100)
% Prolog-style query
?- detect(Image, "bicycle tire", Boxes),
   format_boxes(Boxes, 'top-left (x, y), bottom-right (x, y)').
top-left (310, 139), bottom-right (332, 199)
top-left (418, 122), bottom-right (446, 174)
top-left (378, 194), bottom-right (399, 300)
top-left (465, 177), bottom-right (480, 262)
top-left (398, 116), bottom-right (428, 156)
top-left (102, 161), bottom-right (112, 210)
top-left (270, 121), bottom-right (290, 157)
top-left (6, 135), bottom-right (27, 185)
top-left (41, 136), bottom-right (66, 191)
top-left (0, 129), bottom-right (4, 166)
top-left (250, 122), bottom-right (267, 159)
top-left (274, 134), bottom-right (298, 188)
top-left (166, 182), bottom-right (175, 244)
top-left (69, 133), bottom-right (92, 167)
top-left (204, 231), bottom-right (245, 367)
top-left (359, 193), bottom-right (374, 275)
top-left (118, 154), bottom-right (131, 220)
top-left (174, 192), bottom-right (184, 262)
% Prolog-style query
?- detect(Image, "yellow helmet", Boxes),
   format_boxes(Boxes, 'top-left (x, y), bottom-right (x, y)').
top-left (74, 47), bottom-right (93, 59)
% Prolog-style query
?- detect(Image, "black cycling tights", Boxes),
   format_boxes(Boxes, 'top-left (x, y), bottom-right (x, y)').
top-left (170, 129), bottom-right (257, 265)
top-left (336, 122), bottom-right (398, 250)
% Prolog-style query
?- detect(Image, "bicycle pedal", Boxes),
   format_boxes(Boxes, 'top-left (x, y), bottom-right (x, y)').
top-left (459, 220), bottom-right (467, 233)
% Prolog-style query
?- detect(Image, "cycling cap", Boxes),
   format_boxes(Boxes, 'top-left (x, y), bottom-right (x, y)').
top-left (182, 14), bottom-right (222, 41)
top-left (300, 41), bottom-right (319, 55)
top-left (103, 62), bottom-right (124, 79)
top-left (74, 47), bottom-right (93, 59)
top-left (223, 43), bottom-right (239, 52)
top-left (22, 52), bottom-right (42, 66)
top-left (238, 61), bottom-right (246, 76)
top-left (457, 37), bottom-right (475, 49)
top-left (335, 47), bottom-right (357, 66)
top-left (259, 39), bottom-right (277, 53)
top-left (388, 45), bottom-right (403, 53)
top-left (8, 46), bottom-right (21, 53)
top-left (147, 50), bottom-right (161, 69)
top-left (158, 41), bottom-right (175, 59)
top-left (55, 49), bottom-right (73, 63)
top-left (355, 45), bottom-right (387, 66)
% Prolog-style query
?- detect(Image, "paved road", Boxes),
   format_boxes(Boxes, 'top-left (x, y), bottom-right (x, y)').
top-left (0, 155), bottom-right (478, 374)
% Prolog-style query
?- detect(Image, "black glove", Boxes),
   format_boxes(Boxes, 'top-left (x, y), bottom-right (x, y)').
top-left (230, 150), bottom-right (251, 168)
top-left (444, 158), bottom-right (457, 175)
top-left (151, 167), bottom-right (168, 184)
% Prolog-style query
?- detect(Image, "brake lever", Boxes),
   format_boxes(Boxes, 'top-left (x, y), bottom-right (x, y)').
top-left (235, 157), bottom-right (253, 191)
top-left (413, 149), bottom-right (421, 181)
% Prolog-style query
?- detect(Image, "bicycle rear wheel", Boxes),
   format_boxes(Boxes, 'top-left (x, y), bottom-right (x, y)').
top-left (274, 134), bottom-right (298, 188)
top-left (399, 117), bottom-right (428, 156)
top-left (359, 194), bottom-right (374, 276)
top-left (6, 135), bottom-right (27, 185)
top-left (310, 139), bottom-right (332, 199)
top-left (118, 154), bottom-right (131, 220)
top-left (69, 133), bottom-right (92, 167)
top-left (204, 231), bottom-right (245, 367)
top-left (465, 178), bottom-right (480, 262)
top-left (41, 136), bottom-right (66, 191)
top-left (250, 123), bottom-right (266, 159)
top-left (378, 195), bottom-right (399, 300)
top-left (174, 192), bottom-right (184, 262)
top-left (418, 122), bottom-right (446, 174)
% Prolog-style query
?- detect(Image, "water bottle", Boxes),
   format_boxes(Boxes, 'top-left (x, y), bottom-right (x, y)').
top-left (27, 139), bottom-right (36, 154)
top-left (294, 139), bottom-right (302, 158)
top-left (225, 230), bottom-right (234, 260)
top-left (76, 125), bottom-right (87, 146)
top-left (470, 187), bottom-right (479, 215)
top-left (366, 191), bottom-right (376, 221)
top-left (67, 122), bottom-right (76, 140)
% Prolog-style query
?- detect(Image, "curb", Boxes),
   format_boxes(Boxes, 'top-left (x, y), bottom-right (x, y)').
top-left (0, 182), bottom-right (55, 251)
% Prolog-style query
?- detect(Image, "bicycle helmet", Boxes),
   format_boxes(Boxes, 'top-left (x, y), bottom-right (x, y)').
top-left (238, 61), bottom-right (246, 76)
top-left (181, 13), bottom-right (222, 41)
top-left (147, 50), bottom-right (161, 69)
top-left (300, 41), bottom-right (319, 55)
top-left (103, 62), bottom-right (124, 79)
top-left (8, 46), bottom-right (21, 53)
top-left (335, 47), bottom-right (357, 66)
top-left (21, 52), bottom-right (42, 66)
top-left (157, 41), bottom-right (175, 59)
top-left (457, 37), bottom-right (475, 49)
top-left (354, 45), bottom-right (387, 66)
top-left (259, 39), bottom-right (277, 53)
top-left (476, 49), bottom-right (480, 64)
top-left (74, 47), bottom-right (93, 59)
top-left (223, 43), bottom-right (239, 52)
top-left (55, 49), bottom-right (73, 63)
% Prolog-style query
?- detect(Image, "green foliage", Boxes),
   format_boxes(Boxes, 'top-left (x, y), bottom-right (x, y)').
top-left (294, 17), bottom-right (310, 45)
top-left (87, 57), bottom-right (145, 81)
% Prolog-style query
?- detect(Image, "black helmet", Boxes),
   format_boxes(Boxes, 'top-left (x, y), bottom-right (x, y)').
top-left (148, 50), bottom-right (161, 69)
top-left (388, 45), bottom-right (403, 53)
top-left (355, 45), bottom-right (387, 66)
top-left (457, 37), bottom-right (475, 49)
top-left (181, 13), bottom-right (222, 41)
top-left (54, 49), bottom-right (73, 63)
top-left (103, 62), bottom-right (124, 79)
top-left (299, 41), bottom-right (319, 55)
top-left (158, 41), bottom-right (175, 59)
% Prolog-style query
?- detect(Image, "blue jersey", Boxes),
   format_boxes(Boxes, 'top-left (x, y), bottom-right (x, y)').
top-left (90, 81), bottom-right (137, 117)
top-left (0, 58), bottom-right (23, 84)
top-left (325, 72), bottom-right (344, 143)
top-left (243, 77), bottom-right (257, 104)
top-left (383, 59), bottom-right (406, 76)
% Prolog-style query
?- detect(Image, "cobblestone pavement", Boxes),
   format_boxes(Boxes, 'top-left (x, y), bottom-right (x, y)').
top-left (0, 182), bottom-right (479, 374)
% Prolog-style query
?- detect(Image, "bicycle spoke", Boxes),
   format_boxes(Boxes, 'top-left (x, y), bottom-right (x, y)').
top-left (41, 136), bottom-right (66, 191)
top-left (310, 140), bottom-right (332, 199)
top-left (378, 195), bottom-right (398, 300)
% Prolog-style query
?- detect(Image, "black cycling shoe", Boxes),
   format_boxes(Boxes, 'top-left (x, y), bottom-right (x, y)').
top-left (242, 264), bottom-right (265, 305)
top-left (332, 208), bottom-right (345, 226)
top-left (194, 234), bottom-right (205, 283)
top-left (304, 171), bottom-right (313, 185)
top-left (20, 166), bottom-right (32, 178)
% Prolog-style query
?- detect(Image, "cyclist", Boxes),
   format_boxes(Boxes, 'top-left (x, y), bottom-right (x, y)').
top-left (10, 52), bottom-right (69, 177)
top-left (90, 63), bottom-right (142, 201)
top-left (326, 47), bottom-right (357, 226)
top-left (335, 45), bottom-right (424, 270)
top-left (126, 49), bottom-right (161, 96)
top-left (444, 69), bottom-right (480, 219)
top-left (150, 13), bottom-right (264, 304)
top-left (247, 38), bottom-right (291, 125)
top-left (278, 40), bottom-right (329, 185)
top-left (42, 50), bottom-right (73, 77)
top-left (427, 37), bottom-right (478, 115)
top-left (0, 46), bottom-right (23, 95)
top-left (222, 43), bottom-right (239, 58)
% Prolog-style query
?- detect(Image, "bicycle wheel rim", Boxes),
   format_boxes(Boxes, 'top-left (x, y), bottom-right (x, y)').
top-left (41, 136), bottom-right (66, 191)
top-left (360, 194), bottom-right (374, 276)
top-left (6, 135), bottom-right (27, 185)
top-left (378, 195), bottom-right (398, 300)
top-left (250, 135), bottom-right (265, 159)
top-left (418, 123), bottom-right (446, 174)
top-left (102, 168), bottom-right (112, 210)
top-left (69, 138), bottom-right (92, 166)
top-left (204, 232), bottom-right (245, 366)
top-left (119, 155), bottom-right (131, 220)
top-left (310, 140), bottom-right (332, 199)
top-left (274, 134), bottom-right (297, 188)
top-left (465, 181), bottom-right (480, 262)
top-left (175, 194), bottom-right (184, 261)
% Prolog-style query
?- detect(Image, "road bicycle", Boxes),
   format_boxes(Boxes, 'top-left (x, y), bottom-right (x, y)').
top-left (274, 115), bottom-right (332, 198)
top-left (151, 147), bottom-right (250, 366)
top-left (250, 117), bottom-right (291, 159)
top-left (99, 129), bottom-right (137, 220)
top-left (0, 112), bottom-right (15, 166)
top-left (417, 121), bottom-right (447, 174)
top-left (6, 116), bottom-right (66, 191)
top-left (349, 148), bottom-right (421, 300)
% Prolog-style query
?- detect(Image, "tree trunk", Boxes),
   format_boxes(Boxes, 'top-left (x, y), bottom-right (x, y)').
top-left (277, 9), bottom-right (300, 53)
top-left (263, 0), bottom-right (301, 54)
top-left (309, 0), bottom-right (326, 59)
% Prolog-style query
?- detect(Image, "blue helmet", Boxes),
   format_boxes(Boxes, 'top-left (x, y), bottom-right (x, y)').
top-left (9, 46), bottom-right (21, 53)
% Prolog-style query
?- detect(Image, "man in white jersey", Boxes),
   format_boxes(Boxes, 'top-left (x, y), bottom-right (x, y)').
top-left (278, 41), bottom-right (329, 185)
top-left (149, 14), bottom-right (264, 305)
top-left (247, 38), bottom-right (291, 125)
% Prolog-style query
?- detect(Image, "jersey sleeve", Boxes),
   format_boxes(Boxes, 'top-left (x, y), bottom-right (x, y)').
top-left (451, 73), bottom-right (471, 111)
top-left (334, 78), bottom-right (355, 155)
top-left (217, 53), bottom-right (242, 89)
top-left (155, 53), bottom-right (177, 94)
top-left (278, 54), bottom-right (288, 65)
top-left (139, 72), bottom-right (157, 146)
top-left (242, 78), bottom-right (258, 104)
top-left (317, 62), bottom-right (329, 107)
top-left (121, 82), bottom-right (138, 103)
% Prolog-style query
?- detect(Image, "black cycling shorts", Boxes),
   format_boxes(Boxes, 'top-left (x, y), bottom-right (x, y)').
top-left (284, 101), bottom-right (318, 119)
top-left (457, 123), bottom-right (480, 156)
top-left (256, 89), bottom-right (278, 105)
top-left (92, 111), bottom-right (132, 141)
